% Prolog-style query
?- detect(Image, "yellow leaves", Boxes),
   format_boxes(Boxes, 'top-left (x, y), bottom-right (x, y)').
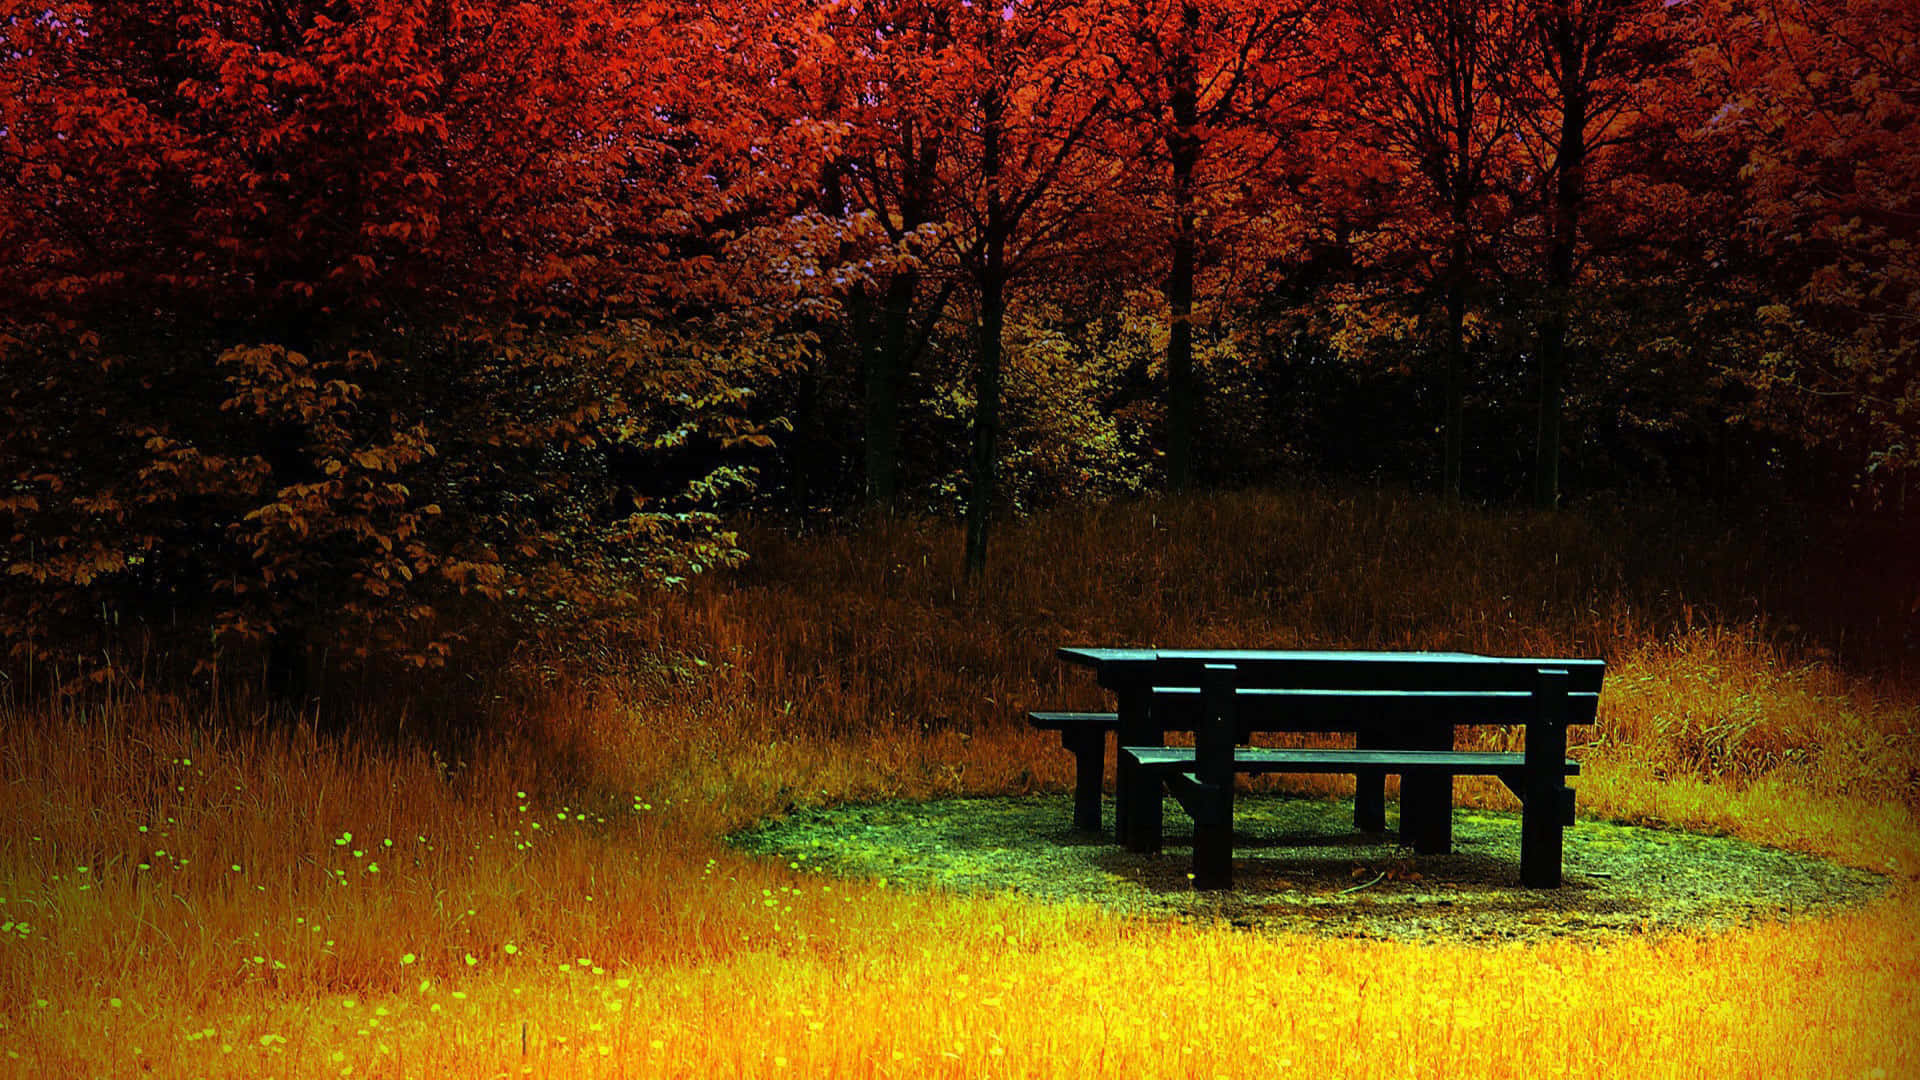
top-left (441, 559), bottom-right (508, 599)
top-left (243, 501), bottom-right (311, 540)
top-left (3, 539), bottom-right (133, 588)
top-left (11, 311), bottom-right (763, 685)
top-left (722, 432), bottom-right (777, 450)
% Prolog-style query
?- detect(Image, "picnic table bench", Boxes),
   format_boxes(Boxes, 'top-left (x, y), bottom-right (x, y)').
top-left (1032, 648), bottom-right (1604, 889)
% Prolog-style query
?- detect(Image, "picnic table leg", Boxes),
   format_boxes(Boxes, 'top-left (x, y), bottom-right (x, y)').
top-left (1354, 725), bottom-right (1387, 832)
top-left (1398, 721), bottom-right (1454, 855)
top-left (1190, 664), bottom-right (1237, 889)
top-left (1062, 728), bottom-right (1105, 831)
top-left (1521, 669), bottom-right (1572, 888)
top-left (1116, 688), bottom-right (1163, 853)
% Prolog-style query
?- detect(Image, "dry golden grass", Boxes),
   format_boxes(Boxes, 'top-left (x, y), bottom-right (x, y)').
top-left (3, 489), bottom-right (1916, 1078)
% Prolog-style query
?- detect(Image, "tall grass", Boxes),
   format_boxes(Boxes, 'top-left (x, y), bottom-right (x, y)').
top-left (636, 490), bottom-right (1916, 807)
top-left (3, 489), bottom-right (1915, 1078)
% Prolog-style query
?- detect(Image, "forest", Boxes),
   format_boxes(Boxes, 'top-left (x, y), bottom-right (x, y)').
top-left (1, 2), bottom-right (1916, 1078)
top-left (3, 0), bottom-right (1916, 693)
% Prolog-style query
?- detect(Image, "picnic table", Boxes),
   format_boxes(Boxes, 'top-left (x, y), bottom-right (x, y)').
top-left (1033, 648), bottom-right (1605, 888)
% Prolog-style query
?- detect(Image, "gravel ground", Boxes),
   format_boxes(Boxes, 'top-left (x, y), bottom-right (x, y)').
top-left (729, 793), bottom-right (1886, 945)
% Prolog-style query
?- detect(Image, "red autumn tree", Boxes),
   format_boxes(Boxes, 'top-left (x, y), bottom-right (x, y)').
top-left (1498, 0), bottom-right (1680, 507)
top-left (787, 0), bottom-right (973, 511)
top-left (1690, 0), bottom-right (1920, 493)
top-left (0, 0), bottom-right (830, 699)
top-left (934, 0), bottom-right (1134, 574)
top-left (1106, 0), bottom-right (1325, 492)
top-left (1341, 0), bottom-right (1531, 501)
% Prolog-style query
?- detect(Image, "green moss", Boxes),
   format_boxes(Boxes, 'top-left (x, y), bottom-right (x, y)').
top-left (729, 793), bottom-right (1886, 945)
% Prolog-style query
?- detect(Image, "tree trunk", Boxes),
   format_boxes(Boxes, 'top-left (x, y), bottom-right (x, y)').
top-left (1166, 176), bottom-right (1198, 491)
top-left (1164, 4), bottom-right (1202, 493)
top-left (1533, 270), bottom-right (1569, 510)
top-left (863, 113), bottom-right (938, 511)
top-left (864, 270), bottom-right (917, 509)
top-left (1443, 222), bottom-right (1469, 502)
top-left (1535, 17), bottom-right (1588, 511)
top-left (965, 84), bottom-right (1007, 578)
top-left (787, 348), bottom-right (820, 513)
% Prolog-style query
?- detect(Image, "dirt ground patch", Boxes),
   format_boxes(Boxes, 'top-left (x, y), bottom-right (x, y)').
top-left (729, 793), bottom-right (1886, 945)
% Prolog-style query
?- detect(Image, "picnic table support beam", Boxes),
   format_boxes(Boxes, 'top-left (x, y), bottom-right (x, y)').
top-left (1354, 725), bottom-right (1387, 832)
top-left (1060, 727), bottom-right (1106, 831)
top-left (1521, 668), bottom-right (1572, 888)
top-left (1117, 688), bottom-right (1162, 853)
top-left (1191, 664), bottom-right (1237, 889)
top-left (1398, 721), bottom-right (1455, 854)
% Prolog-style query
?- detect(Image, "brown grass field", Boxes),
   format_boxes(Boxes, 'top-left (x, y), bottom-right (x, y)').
top-left (3, 489), bottom-right (1916, 1078)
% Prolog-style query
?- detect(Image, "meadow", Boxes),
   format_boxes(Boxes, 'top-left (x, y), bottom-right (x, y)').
top-left (2, 489), bottom-right (1916, 1079)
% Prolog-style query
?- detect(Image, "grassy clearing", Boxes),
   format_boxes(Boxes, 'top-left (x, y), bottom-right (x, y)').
top-left (729, 793), bottom-right (1889, 944)
top-left (3, 489), bottom-right (1916, 1078)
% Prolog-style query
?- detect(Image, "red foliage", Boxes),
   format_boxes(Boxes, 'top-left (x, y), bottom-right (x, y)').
top-left (0, 0), bottom-right (830, 693)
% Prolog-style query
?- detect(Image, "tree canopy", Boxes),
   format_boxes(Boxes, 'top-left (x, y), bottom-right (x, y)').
top-left (3, 0), bottom-right (1912, 699)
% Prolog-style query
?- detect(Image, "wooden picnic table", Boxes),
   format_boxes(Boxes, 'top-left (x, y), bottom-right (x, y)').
top-left (1042, 647), bottom-right (1605, 888)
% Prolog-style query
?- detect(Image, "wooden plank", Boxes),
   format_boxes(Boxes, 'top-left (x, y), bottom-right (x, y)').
top-left (1521, 669), bottom-right (1572, 888)
top-left (1399, 719), bottom-right (1454, 854)
top-left (1124, 747), bottom-right (1580, 775)
top-left (1191, 664), bottom-right (1237, 889)
top-left (1058, 648), bottom-right (1605, 695)
top-left (1029, 713), bottom-right (1120, 831)
top-left (1026, 711), bottom-right (1119, 730)
top-left (1117, 688), bottom-right (1158, 852)
top-left (1056, 646), bottom-right (1158, 665)
top-left (1151, 654), bottom-right (1606, 694)
top-left (1354, 725), bottom-right (1387, 832)
top-left (1163, 772), bottom-right (1227, 827)
top-left (1144, 688), bottom-right (1602, 728)
top-left (1062, 647), bottom-right (1486, 665)
top-left (1059, 727), bottom-right (1107, 831)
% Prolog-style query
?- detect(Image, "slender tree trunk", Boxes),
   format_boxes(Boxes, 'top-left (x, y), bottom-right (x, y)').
top-left (863, 114), bottom-right (938, 511)
top-left (1436, 0), bottom-right (1481, 505)
top-left (1535, 22), bottom-right (1588, 511)
top-left (787, 337), bottom-right (823, 513)
top-left (1164, 4), bottom-right (1202, 492)
top-left (1443, 221), bottom-right (1469, 502)
top-left (1166, 175), bottom-right (1198, 491)
top-left (864, 270), bottom-right (917, 509)
top-left (965, 84), bottom-right (1006, 578)
top-left (1533, 270), bottom-right (1569, 510)
top-left (967, 263), bottom-right (1004, 576)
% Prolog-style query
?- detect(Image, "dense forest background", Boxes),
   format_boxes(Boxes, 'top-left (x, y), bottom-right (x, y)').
top-left (2, 0), bottom-right (1914, 705)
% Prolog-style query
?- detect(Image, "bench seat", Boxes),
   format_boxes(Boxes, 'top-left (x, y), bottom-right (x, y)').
top-left (1121, 745), bottom-right (1574, 837)
top-left (1027, 711), bottom-right (1120, 830)
top-left (1124, 745), bottom-right (1580, 841)
top-left (1027, 711), bottom-right (1119, 730)
top-left (1124, 746), bottom-right (1578, 776)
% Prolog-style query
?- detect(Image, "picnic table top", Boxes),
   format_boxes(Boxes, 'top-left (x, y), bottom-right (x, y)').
top-left (1057, 647), bottom-right (1606, 691)
top-left (1060, 647), bottom-right (1488, 664)
top-left (1059, 647), bottom-right (1603, 666)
